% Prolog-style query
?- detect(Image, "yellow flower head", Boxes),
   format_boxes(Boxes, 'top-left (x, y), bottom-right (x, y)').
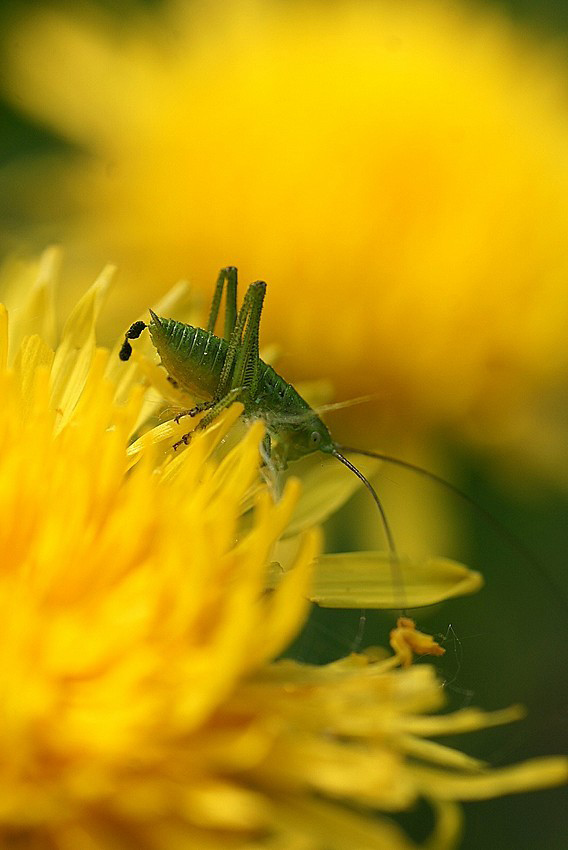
top-left (3, 0), bottom-right (568, 474)
top-left (0, 250), bottom-right (566, 849)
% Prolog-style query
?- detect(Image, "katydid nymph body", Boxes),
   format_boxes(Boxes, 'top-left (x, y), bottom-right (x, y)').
top-left (119, 267), bottom-right (549, 620)
top-left (120, 266), bottom-right (396, 551)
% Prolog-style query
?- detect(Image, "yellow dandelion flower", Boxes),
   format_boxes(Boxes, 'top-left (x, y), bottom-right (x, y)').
top-left (0, 249), bottom-right (566, 850)
top-left (3, 0), bottom-right (568, 477)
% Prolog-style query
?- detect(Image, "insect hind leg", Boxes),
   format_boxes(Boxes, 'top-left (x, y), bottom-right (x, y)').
top-left (217, 280), bottom-right (266, 399)
top-left (207, 267), bottom-right (238, 341)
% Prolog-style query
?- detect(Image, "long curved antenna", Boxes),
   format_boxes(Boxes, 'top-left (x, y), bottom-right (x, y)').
top-left (335, 444), bottom-right (566, 610)
top-left (259, 395), bottom-right (380, 429)
top-left (316, 394), bottom-right (380, 414)
top-left (332, 448), bottom-right (407, 613)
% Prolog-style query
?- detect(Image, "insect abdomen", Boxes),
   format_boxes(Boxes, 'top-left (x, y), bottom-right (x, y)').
top-left (149, 313), bottom-right (228, 399)
top-left (148, 311), bottom-right (312, 417)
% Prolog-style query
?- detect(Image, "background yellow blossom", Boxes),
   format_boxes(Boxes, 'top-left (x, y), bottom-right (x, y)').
top-left (2, 256), bottom-right (565, 850)
top-left (2, 0), bottom-right (568, 480)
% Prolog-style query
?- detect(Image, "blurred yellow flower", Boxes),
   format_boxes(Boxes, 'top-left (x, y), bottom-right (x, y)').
top-left (3, 0), bottom-right (568, 478)
top-left (0, 248), bottom-right (566, 849)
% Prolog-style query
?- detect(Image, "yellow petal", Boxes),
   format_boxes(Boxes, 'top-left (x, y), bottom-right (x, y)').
top-left (0, 304), bottom-right (8, 371)
top-left (13, 335), bottom-right (55, 419)
top-left (180, 781), bottom-right (272, 829)
top-left (400, 705), bottom-right (526, 738)
top-left (254, 528), bottom-right (320, 664)
top-left (50, 264), bottom-right (114, 430)
top-left (284, 453), bottom-right (380, 537)
top-left (399, 735), bottom-right (486, 772)
top-left (21, 245), bottom-right (59, 348)
top-left (311, 553), bottom-right (483, 608)
top-left (411, 757), bottom-right (568, 801)
top-left (1, 247), bottom-right (58, 357)
top-left (423, 800), bottom-right (463, 850)
top-left (275, 794), bottom-right (416, 850)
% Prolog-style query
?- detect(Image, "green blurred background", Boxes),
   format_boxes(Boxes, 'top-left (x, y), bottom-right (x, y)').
top-left (1, 1), bottom-right (567, 848)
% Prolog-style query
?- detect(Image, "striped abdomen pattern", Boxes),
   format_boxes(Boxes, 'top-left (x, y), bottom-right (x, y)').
top-left (149, 316), bottom-right (228, 400)
top-left (149, 314), bottom-right (312, 419)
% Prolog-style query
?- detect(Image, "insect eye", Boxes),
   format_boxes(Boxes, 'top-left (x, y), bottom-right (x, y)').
top-left (310, 431), bottom-right (321, 448)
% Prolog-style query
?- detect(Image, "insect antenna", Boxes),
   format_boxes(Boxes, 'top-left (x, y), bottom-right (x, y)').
top-left (331, 448), bottom-right (407, 613)
top-left (334, 444), bottom-right (566, 610)
top-left (315, 394), bottom-right (380, 413)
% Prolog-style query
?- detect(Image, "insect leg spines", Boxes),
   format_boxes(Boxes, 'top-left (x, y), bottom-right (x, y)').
top-left (207, 267), bottom-right (238, 341)
top-left (232, 281), bottom-right (266, 399)
top-left (173, 386), bottom-right (243, 451)
top-left (174, 400), bottom-right (216, 424)
top-left (196, 386), bottom-right (243, 431)
top-left (217, 281), bottom-right (266, 399)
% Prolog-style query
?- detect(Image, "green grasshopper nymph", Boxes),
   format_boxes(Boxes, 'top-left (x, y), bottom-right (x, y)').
top-left (119, 267), bottom-right (397, 549)
top-left (119, 267), bottom-right (547, 621)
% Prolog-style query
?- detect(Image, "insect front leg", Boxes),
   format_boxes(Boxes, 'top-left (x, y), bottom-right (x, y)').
top-left (173, 387), bottom-right (243, 450)
top-left (173, 400), bottom-right (216, 424)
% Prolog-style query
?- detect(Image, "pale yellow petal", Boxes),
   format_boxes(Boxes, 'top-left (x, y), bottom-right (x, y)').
top-left (0, 247), bottom-right (58, 358)
top-left (20, 245), bottom-right (59, 348)
top-left (126, 417), bottom-right (187, 464)
top-left (253, 737), bottom-right (413, 809)
top-left (284, 453), bottom-right (380, 537)
top-left (311, 553), bottom-right (483, 608)
top-left (0, 304), bottom-right (8, 371)
top-left (411, 757), bottom-right (568, 801)
top-left (399, 735), bottom-right (486, 772)
top-left (126, 401), bottom-right (244, 471)
top-left (50, 264), bottom-right (114, 429)
top-left (273, 795), bottom-right (417, 850)
top-left (400, 705), bottom-right (526, 737)
top-left (13, 335), bottom-right (55, 419)
top-left (423, 800), bottom-right (463, 850)
top-left (253, 528), bottom-right (320, 665)
top-left (180, 781), bottom-right (271, 830)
